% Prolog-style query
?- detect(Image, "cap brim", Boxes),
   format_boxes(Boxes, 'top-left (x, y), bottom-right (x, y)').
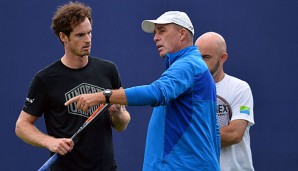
top-left (141, 20), bottom-right (172, 33)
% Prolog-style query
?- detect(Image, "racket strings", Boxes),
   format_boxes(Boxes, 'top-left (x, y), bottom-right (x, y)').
top-left (216, 96), bottom-right (232, 128)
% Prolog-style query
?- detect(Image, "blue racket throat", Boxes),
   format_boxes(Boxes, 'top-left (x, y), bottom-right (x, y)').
top-left (37, 154), bottom-right (58, 171)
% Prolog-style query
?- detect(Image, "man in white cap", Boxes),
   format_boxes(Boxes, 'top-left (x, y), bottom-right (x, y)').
top-left (65, 11), bottom-right (220, 171)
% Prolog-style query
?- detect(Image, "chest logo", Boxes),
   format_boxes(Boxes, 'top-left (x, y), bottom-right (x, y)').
top-left (65, 83), bottom-right (104, 118)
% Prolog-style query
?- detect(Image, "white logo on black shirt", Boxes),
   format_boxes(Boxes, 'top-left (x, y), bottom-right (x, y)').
top-left (65, 83), bottom-right (104, 118)
top-left (26, 97), bottom-right (35, 103)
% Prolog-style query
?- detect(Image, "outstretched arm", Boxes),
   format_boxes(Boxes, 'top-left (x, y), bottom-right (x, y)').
top-left (64, 88), bottom-right (131, 131)
top-left (15, 111), bottom-right (74, 155)
top-left (65, 89), bottom-right (128, 112)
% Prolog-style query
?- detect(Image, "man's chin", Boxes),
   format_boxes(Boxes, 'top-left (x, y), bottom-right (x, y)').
top-left (159, 52), bottom-right (166, 58)
top-left (80, 52), bottom-right (90, 57)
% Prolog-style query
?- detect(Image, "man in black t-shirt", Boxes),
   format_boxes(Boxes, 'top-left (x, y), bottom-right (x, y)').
top-left (15, 2), bottom-right (131, 171)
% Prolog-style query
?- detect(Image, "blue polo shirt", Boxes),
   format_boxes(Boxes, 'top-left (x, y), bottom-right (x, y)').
top-left (125, 46), bottom-right (220, 171)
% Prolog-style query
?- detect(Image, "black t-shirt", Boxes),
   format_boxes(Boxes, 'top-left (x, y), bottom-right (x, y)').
top-left (23, 56), bottom-right (121, 171)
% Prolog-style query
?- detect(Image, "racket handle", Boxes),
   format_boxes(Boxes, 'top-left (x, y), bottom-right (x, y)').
top-left (37, 153), bottom-right (58, 171)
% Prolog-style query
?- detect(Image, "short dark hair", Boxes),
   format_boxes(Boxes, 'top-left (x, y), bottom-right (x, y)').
top-left (51, 1), bottom-right (92, 39)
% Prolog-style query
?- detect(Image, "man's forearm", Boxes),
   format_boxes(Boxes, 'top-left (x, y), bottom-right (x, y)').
top-left (109, 89), bottom-right (128, 105)
top-left (16, 118), bottom-right (53, 148)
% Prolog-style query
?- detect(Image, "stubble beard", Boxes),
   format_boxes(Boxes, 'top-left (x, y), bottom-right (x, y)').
top-left (210, 60), bottom-right (220, 78)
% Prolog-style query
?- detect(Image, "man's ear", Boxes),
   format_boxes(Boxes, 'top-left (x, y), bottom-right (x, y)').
top-left (180, 29), bottom-right (187, 40)
top-left (220, 53), bottom-right (228, 63)
top-left (59, 32), bottom-right (67, 43)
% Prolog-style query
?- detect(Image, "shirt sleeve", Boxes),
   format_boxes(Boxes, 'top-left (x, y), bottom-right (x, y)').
top-left (231, 84), bottom-right (255, 126)
top-left (124, 58), bottom-right (195, 106)
top-left (22, 74), bottom-right (47, 117)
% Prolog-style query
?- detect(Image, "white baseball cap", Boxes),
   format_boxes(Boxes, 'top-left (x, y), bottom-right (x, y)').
top-left (141, 11), bottom-right (194, 35)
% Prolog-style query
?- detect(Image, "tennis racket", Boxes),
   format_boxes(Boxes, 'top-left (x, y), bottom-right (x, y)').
top-left (216, 95), bottom-right (232, 128)
top-left (37, 103), bottom-right (111, 171)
